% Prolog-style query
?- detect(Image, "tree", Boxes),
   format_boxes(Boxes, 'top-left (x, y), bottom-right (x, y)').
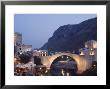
top-left (34, 56), bottom-right (42, 65)
top-left (19, 51), bottom-right (32, 64)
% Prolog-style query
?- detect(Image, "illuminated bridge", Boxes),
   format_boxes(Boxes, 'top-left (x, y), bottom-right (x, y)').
top-left (32, 53), bottom-right (90, 74)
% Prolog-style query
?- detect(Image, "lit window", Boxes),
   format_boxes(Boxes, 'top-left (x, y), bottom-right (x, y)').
top-left (90, 52), bottom-right (94, 55)
top-left (80, 52), bottom-right (84, 55)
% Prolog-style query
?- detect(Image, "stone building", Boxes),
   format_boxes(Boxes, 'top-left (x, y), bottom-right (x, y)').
top-left (79, 40), bottom-right (97, 63)
top-left (14, 32), bottom-right (22, 46)
top-left (14, 32), bottom-right (32, 56)
top-left (33, 49), bottom-right (48, 57)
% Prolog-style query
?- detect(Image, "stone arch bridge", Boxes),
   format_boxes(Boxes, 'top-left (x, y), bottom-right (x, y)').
top-left (32, 53), bottom-right (90, 73)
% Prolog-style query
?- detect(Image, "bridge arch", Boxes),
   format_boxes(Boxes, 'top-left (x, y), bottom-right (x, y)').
top-left (46, 53), bottom-right (90, 73)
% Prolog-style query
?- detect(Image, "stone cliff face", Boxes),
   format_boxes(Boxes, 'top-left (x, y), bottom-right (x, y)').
top-left (41, 17), bottom-right (97, 53)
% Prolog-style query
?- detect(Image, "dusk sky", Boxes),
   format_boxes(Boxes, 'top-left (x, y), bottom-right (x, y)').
top-left (14, 14), bottom-right (96, 49)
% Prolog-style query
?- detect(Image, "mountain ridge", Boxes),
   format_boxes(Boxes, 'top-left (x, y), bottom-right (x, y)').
top-left (41, 17), bottom-right (97, 53)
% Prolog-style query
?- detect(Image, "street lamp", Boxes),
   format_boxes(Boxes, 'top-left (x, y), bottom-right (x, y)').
top-left (45, 70), bottom-right (48, 73)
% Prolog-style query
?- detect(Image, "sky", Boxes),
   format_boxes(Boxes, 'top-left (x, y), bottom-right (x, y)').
top-left (14, 14), bottom-right (96, 49)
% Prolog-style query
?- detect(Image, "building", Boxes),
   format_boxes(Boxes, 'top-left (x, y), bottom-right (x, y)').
top-left (85, 40), bottom-right (97, 49)
top-left (15, 44), bottom-right (32, 55)
top-left (14, 32), bottom-right (32, 56)
top-left (21, 44), bottom-right (32, 53)
top-left (17, 44), bottom-right (32, 54)
top-left (79, 40), bottom-right (97, 63)
top-left (14, 32), bottom-right (22, 46)
top-left (33, 49), bottom-right (48, 56)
